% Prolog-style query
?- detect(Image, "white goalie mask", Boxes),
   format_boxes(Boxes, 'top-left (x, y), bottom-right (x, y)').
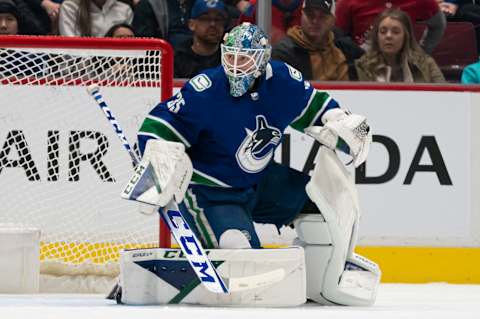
top-left (221, 23), bottom-right (272, 97)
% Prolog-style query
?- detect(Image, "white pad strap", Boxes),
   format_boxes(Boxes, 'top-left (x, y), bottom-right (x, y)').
top-left (121, 139), bottom-right (192, 206)
top-left (295, 146), bottom-right (380, 306)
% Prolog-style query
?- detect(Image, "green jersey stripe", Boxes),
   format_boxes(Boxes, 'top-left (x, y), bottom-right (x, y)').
top-left (290, 90), bottom-right (331, 131)
top-left (184, 190), bottom-right (217, 248)
top-left (191, 169), bottom-right (231, 188)
top-left (140, 116), bottom-right (191, 147)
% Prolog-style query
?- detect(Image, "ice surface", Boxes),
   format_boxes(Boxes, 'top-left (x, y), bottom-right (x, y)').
top-left (0, 283), bottom-right (479, 319)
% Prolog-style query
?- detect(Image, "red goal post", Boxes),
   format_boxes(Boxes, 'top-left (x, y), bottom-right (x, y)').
top-left (0, 35), bottom-right (172, 291)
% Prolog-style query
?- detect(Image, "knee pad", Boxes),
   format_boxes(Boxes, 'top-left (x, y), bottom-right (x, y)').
top-left (219, 229), bottom-right (252, 249)
top-left (294, 214), bottom-right (380, 306)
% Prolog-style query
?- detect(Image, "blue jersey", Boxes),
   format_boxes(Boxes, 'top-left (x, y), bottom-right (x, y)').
top-left (138, 61), bottom-right (339, 188)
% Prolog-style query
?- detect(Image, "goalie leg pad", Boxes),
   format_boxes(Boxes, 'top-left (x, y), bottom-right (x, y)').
top-left (119, 247), bottom-right (306, 307)
top-left (294, 146), bottom-right (380, 306)
top-left (294, 215), bottom-right (380, 306)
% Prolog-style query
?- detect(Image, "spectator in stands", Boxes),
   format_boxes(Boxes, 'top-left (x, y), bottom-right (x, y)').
top-left (104, 21), bottom-right (134, 37)
top-left (239, 0), bottom-right (303, 44)
top-left (0, 0), bottom-right (53, 36)
top-left (354, 8), bottom-right (445, 83)
top-left (209, 0), bottom-right (251, 23)
top-left (439, 0), bottom-right (480, 54)
top-left (58, 0), bottom-right (133, 37)
top-left (174, 0), bottom-right (227, 78)
top-left (225, 0), bottom-right (250, 19)
top-left (0, 0), bottom-right (20, 34)
top-left (133, 0), bottom-right (240, 48)
top-left (99, 23), bottom-right (136, 79)
top-left (8, 0), bottom-right (55, 35)
top-left (0, 0), bottom-right (47, 77)
top-left (40, 0), bottom-right (61, 18)
top-left (39, 0), bottom-right (61, 34)
top-left (335, 0), bottom-right (446, 55)
top-left (272, 0), bottom-right (363, 81)
top-left (438, 0), bottom-right (480, 22)
top-left (438, 0), bottom-right (459, 17)
top-left (132, 0), bottom-right (194, 48)
top-left (461, 60), bottom-right (480, 84)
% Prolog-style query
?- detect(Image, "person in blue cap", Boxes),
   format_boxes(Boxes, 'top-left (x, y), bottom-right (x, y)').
top-left (174, 0), bottom-right (229, 78)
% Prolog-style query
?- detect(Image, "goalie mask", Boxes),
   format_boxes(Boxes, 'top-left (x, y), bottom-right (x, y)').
top-left (221, 23), bottom-right (271, 97)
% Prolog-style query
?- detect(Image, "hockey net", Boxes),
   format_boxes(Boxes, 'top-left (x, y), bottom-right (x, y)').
top-left (0, 36), bottom-right (172, 292)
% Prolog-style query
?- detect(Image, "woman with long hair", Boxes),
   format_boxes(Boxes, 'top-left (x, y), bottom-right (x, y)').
top-left (59, 0), bottom-right (132, 37)
top-left (354, 8), bottom-right (445, 83)
top-left (104, 22), bottom-right (134, 37)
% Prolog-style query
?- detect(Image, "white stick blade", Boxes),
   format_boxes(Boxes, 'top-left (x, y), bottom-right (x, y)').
top-left (86, 84), bottom-right (100, 95)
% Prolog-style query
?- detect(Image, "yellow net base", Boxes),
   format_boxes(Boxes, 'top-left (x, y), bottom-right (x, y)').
top-left (40, 242), bottom-right (157, 265)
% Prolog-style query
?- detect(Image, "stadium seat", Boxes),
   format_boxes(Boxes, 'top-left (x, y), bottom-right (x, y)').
top-left (415, 22), bottom-right (478, 82)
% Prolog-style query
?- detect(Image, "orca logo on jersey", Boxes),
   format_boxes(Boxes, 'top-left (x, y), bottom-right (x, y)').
top-left (236, 115), bottom-right (281, 173)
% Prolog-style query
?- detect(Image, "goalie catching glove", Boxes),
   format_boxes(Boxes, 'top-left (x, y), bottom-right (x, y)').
top-left (121, 139), bottom-right (192, 206)
top-left (305, 108), bottom-right (372, 167)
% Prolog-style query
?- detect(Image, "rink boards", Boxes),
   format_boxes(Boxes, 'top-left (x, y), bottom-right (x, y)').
top-left (0, 81), bottom-right (479, 283)
top-left (277, 83), bottom-right (480, 284)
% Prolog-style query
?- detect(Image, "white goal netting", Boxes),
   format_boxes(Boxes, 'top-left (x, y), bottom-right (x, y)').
top-left (0, 36), bottom-right (173, 292)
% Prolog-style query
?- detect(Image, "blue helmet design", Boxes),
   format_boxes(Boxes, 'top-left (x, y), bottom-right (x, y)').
top-left (221, 23), bottom-right (272, 97)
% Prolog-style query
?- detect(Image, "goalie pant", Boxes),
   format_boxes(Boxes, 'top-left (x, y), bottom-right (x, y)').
top-left (177, 160), bottom-right (310, 250)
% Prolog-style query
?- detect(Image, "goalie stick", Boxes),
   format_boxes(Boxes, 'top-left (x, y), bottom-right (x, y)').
top-left (86, 84), bottom-right (285, 294)
top-left (86, 84), bottom-right (227, 293)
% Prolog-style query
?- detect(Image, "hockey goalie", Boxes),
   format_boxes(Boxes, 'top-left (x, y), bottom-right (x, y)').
top-left (116, 22), bottom-right (380, 307)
